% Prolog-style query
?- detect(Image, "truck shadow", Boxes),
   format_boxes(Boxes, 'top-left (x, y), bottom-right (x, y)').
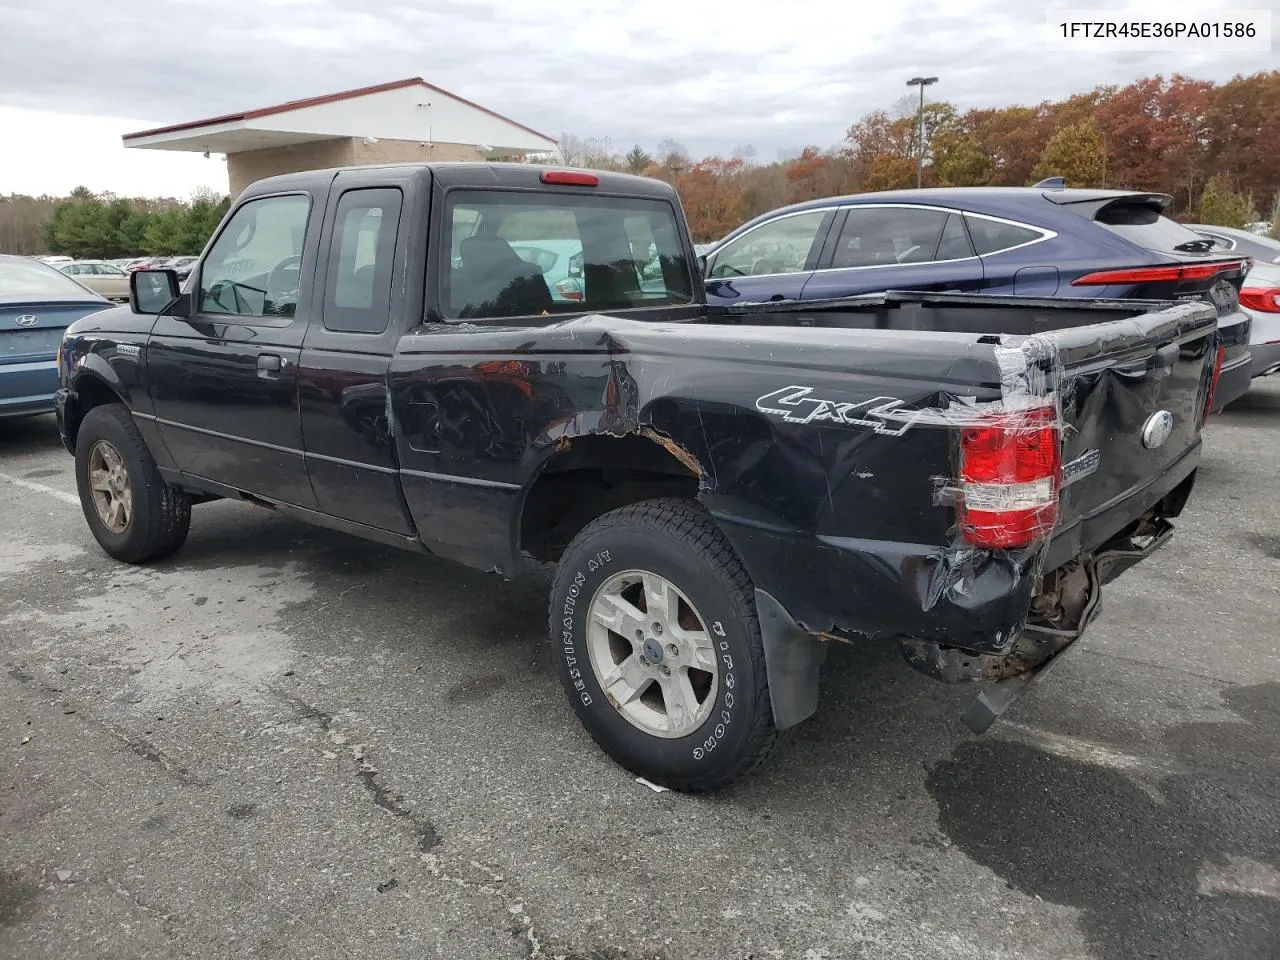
top-left (927, 682), bottom-right (1280, 960)
top-left (0, 414), bottom-right (64, 453)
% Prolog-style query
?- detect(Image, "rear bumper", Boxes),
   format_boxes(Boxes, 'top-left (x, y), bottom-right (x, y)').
top-left (0, 359), bottom-right (58, 418)
top-left (716, 438), bottom-right (1199, 662)
top-left (1213, 347), bottom-right (1253, 410)
top-left (1250, 341), bottom-right (1280, 378)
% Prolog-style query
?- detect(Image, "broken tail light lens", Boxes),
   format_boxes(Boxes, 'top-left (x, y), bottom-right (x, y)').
top-left (957, 405), bottom-right (1061, 549)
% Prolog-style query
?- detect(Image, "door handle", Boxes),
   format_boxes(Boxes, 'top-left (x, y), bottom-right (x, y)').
top-left (257, 354), bottom-right (283, 377)
top-left (1113, 343), bottom-right (1180, 379)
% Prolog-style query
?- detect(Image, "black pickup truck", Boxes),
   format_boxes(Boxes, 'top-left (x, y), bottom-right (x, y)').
top-left (56, 163), bottom-right (1221, 791)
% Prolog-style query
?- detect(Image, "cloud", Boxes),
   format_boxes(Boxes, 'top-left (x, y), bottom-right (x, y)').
top-left (0, 0), bottom-right (1273, 194)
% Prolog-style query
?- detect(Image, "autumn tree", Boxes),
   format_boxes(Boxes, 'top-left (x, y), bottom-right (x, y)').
top-left (1032, 121), bottom-right (1105, 187)
top-left (931, 131), bottom-right (993, 186)
top-left (863, 154), bottom-right (917, 192)
top-left (1198, 173), bottom-right (1255, 228)
top-left (1203, 72), bottom-right (1280, 206)
top-left (675, 157), bottom-right (745, 242)
top-left (967, 106), bottom-right (1050, 186)
top-left (784, 146), bottom-right (830, 202)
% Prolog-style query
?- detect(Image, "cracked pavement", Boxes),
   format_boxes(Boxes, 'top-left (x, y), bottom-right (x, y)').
top-left (3, 380), bottom-right (1279, 959)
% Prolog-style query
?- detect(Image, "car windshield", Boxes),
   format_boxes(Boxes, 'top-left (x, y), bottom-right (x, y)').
top-left (0, 258), bottom-right (98, 298)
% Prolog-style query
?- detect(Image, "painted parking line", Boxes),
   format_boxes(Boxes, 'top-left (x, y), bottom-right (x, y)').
top-left (997, 721), bottom-right (1177, 774)
top-left (0, 471), bottom-right (81, 507)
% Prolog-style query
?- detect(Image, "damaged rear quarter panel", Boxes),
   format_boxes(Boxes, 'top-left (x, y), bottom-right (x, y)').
top-left (389, 315), bottom-right (1043, 650)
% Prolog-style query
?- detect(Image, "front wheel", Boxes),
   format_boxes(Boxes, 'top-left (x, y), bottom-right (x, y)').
top-left (549, 499), bottom-right (783, 792)
top-left (74, 404), bottom-right (191, 563)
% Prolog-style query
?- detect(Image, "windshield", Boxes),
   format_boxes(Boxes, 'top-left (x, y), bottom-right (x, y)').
top-left (0, 257), bottom-right (99, 299)
top-left (443, 190), bottom-right (693, 320)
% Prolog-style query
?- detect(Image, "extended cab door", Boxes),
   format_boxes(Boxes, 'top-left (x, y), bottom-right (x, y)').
top-left (703, 208), bottom-right (835, 306)
top-left (800, 205), bottom-right (985, 300)
top-left (296, 169), bottom-right (422, 536)
top-left (146, 191), bottom-right (320, 507)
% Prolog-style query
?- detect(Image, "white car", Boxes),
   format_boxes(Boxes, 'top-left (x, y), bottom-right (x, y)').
top-left (1239, 259), bottom-right (1280, 379)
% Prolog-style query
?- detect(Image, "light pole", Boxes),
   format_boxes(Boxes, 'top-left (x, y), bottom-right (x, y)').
top-left (906, 76), bottom-right (938, 189)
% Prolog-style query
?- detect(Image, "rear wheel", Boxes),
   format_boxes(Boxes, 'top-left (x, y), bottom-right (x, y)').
top-left (549, 499), bottom-right (783, 792)
top-left (74, 404), bottom-right (191, 563)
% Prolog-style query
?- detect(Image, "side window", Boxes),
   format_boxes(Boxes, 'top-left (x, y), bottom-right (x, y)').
top-left (935, 213), bottom-right (976, 260)
top-left (708, 211), bottom-right (828, 279)
top-left (200, 194), bottom-right (311, 319)
top-left (965, 215), bottom-right (1043, 256)
top-left (830, 207), bottom-right (948, 269)
top-left (322, 188), bottom-right (403, 334)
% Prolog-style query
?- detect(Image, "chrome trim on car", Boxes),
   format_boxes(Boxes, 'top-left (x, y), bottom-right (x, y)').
top-left (705, 202), bottom-right (1058, 283)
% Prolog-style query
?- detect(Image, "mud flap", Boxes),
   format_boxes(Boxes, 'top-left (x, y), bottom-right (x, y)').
top-left (754, 589), bottom-right (829, 730)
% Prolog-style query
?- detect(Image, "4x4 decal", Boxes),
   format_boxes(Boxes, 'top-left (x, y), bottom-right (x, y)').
top-left (755, 386), bottom-right (916, 435)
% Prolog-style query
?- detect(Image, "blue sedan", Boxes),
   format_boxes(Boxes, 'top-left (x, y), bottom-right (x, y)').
top-left (701, 186), bottom-right (1255, 409)
top-left (1, 255), bottom-right (111, 419)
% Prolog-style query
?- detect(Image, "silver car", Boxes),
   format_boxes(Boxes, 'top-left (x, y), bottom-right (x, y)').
top-left (1239, 259), bottom-right (1280, 379)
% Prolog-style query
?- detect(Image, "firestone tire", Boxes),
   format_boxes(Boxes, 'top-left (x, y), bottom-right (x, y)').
top-left (549, 498), bottom-right (784, 792)
top-left (74, 404), bottom-right (191, 564)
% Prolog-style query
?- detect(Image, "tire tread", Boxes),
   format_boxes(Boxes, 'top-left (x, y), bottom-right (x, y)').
top-left (550, 498), bottom-right (787, 792)
top-left (77, 404), bottom-right (191, 563)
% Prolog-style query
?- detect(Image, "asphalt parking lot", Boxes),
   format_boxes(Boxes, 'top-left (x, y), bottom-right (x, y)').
top-left (2, 381), bottom-right (1279, 960)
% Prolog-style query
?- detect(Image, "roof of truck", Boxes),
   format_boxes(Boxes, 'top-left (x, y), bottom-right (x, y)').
top-left (242, 163), bottom-right (679, 199)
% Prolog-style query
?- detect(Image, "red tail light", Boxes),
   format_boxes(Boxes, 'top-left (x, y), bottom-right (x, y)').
top-left (540, 170), bottom-right (599, 187)
top-left (957, 405), bottom-right (1061, 549)
top-left (554, 280), bottom-right (584, 301)
top-left (1203, 346), bottom-right (1225, 419)
top-left (1071, 259), bottom-right (1251, 286)
top-left (1239, 287), bottom-right (1280, 313)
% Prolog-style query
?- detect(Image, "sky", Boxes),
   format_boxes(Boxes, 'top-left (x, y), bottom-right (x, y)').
top-left (0, 0), bottom-right (1274, 199)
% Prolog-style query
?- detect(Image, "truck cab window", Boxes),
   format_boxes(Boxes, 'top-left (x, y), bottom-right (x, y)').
top-left (443, 191), bottom-right (693, 320)
top-left (199, 194), bottom-right (311, 319)
top-left (323, 188), bottom-right (403, 334)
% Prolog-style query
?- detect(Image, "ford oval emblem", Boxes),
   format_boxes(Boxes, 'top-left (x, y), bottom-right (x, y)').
top-left (15, 314), bottom-right (40, 327)
top-left (1141, 410), bottom-right (1174, 449)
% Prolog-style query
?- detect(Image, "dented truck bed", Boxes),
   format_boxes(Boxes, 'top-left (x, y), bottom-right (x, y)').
top-left (56, 164), bottom-right (1220, 748)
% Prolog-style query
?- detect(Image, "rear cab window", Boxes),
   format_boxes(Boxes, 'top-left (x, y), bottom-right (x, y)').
top-left (442, 191), bottom-right (694, 320)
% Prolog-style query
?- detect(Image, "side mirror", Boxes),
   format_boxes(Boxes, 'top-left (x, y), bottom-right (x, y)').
top-left (697, 254), bottom-right (708, 277)
top-left (130, 269), bottom-right (189, 316)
